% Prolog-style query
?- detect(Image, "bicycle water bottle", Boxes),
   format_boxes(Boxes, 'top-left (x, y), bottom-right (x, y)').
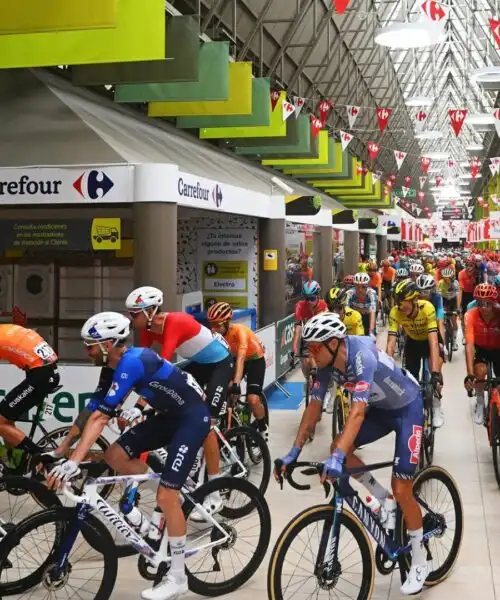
top-left (366, 496), bottom-right (382, 518)
top-left (124, 506), bottom-right (150, 536)
top-left (383, 495), bottom-right (397, 531)
top-left (237, 399), bottom-right (250, 425)
top-left (147, 506), bottom-right (166, 543)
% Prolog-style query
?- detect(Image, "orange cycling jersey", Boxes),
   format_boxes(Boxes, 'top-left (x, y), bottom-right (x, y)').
top-left (224, 323), bottom-right (265, 361)
top-left (0, 324), bottom-right (57, 369)
top-left (464, 307), bottom-right (500, 350)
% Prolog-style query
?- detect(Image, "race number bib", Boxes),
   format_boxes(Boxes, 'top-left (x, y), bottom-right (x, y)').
top-left (33, 341), bottom-right (55, 361)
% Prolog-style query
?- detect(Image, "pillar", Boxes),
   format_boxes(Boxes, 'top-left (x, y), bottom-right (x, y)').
top-left (343, 231), bottom-right (359, 276)
top-left (377, 234), bottom-right (388, 264)
top-left (312, 227), bottom-right (334, 292)
top-left (367, 233), bottom-right (377, 260)
top-left (258, 218), bottom-right (286, 326)
top-left (133, 202), bottom-right (179, 311)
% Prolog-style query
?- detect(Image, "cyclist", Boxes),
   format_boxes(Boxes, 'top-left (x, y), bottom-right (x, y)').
top-left (342, 274), bottom-right (355, 290)
top-left (275, 312), bottom-right (429, 595)
top-left (435, 257), bottom-right (454, 283)
top-left (409, 262), bottom-right (424, 282)
top-left (325, 287), bottom-right (364, 335)
top-left (437, 267), bottom-right (459, 351)
top-left (458, 258), bottom-right (483, 341)
top-left (125, 286), bottom-right (233, 517)
top-left (346, 273), bottom-right (377, 338)
top-left (0, 325), bottom-right (60, 460)
top-left (46, 312), bottom-right (210, 600)
top-left (466, 274), bottom-right (500, 310)
top-left (206, 302), bottom-right (268, 439)
top-left (386, 280), bottom-right (443, 427)
top-left (381, 259), bottom-right (396, 309)
top-left (416, 273), bottom-right (446, 362)
top-left (396, 267), bottom-right (409, 282)
top-left (464, 283), bottom-right (500, 425)
top-left (367, 260), bottom-right (382, 306)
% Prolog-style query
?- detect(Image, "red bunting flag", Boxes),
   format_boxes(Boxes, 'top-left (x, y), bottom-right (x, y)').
top-left (435, 175), bottom-right (443, 187)
top-left (356, 163), bottom-right (363, 175)
top-left (420, 0), bottom-right (448, 22)
top-left (418, 191), bottom-right (425, 202)
top-left (362, 165), bottom-right (368, 176)
top-left (420, 156), bottom-right (431, 175)
top-left (470, 157), bottom-right (481, 179)
top-left (489, 18), bottom-right (500, 48)
top-left (270, 90), bottom-right (280, 111)
top-left (376, 108), bottom-right (392, 133)
top-left (333, 0), bottom-right (351, 14)
top-left (310, 115), bottom-right (323, 137)
top-left (404, 175), bottom-right (412, 186)
top-left (316, 98), bottom-right (333, 125)
top-left (448, 109), bottom-right (468, 136)
top-left (390, 174), bottom-right (397, 183)
top-left (368, 141), bottom-right (380, 160)
top-left (386, 179), bottom-right (393, 188)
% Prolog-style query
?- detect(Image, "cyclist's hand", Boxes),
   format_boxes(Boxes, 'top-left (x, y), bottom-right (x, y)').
top-left (120, 407), bottom-right (143, 424)
top-left (46, 459), bottom-right (81, 490)
top-left (321, 448), bottom-right (345, 483)
top-left (274, 447), bottom-right (301, 483)
top-left (464, 374), bottom-right (476, 391)
top-left (34, 449), bottom-right (61, 474)
top-left (230, 382), bottom-right (241, 396)
top-left (289, 351), bottom-right (296, 368)
top-left (430, 372), bottom-right (443, 390)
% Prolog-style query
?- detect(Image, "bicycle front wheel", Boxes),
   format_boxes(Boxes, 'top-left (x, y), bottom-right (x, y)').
top-left (490, 401), bottom-right (500, 487)
top-left (268, 505), bottom-right (375, 600)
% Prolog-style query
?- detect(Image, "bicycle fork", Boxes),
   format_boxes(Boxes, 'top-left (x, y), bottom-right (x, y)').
top-left (314, 495), bottom-right (343, 589)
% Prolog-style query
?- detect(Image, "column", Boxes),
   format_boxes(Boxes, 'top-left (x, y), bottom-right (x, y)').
top-left (377, 234), bottom-right (388, 264)
top-left (367, 233), bottom-right (377, 259)
top-left (258, 218), bottom-right (286, 326)
top-left (343, 230), bottom-right (359, 275)
top-left (312, 227), bottom-right (334, 292)
top-left (133, 202), bottom-right (179, 311)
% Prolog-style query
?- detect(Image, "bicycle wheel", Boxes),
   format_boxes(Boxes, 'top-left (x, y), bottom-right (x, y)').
top-left (0, 506), bottom-right (118, 598)
top-left (154, 477), bottom-right (271, 597)
top-left (268, 504), bottom-right (374, 600)
top-left (445, 320), bottom-right (453, 362)
top-left (490, 401), bottom-right (500, 487)
top-left (398, 465), bottom-right (463, 587)
top-left (222, 426), bottom-right (271, 497)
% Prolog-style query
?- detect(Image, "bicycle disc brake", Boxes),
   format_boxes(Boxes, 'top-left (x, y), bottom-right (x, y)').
top-left (210, 523), bottom-right (236, 572)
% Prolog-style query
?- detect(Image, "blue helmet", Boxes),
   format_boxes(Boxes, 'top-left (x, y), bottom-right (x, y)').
top-left (302, 280), bottom-right (321, 297)
top-left (494, 274), bottom-right (500, 287)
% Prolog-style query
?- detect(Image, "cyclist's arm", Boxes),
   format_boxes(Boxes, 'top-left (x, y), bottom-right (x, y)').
top-left (368, 291), bottom-right (376, 334)
top-left (386, 308), bottom-right (398, 356)
top-left (233, 330), bottom-right (248, 385)
top-left (426, 307), bottom-right (440, 373)
top-left (464, 312), bottom-right (476, 376)
top-left (292, 368), bottom-right (329, 449)
top-left (354, 313), bottom-right (365, 336)
top-left (292, 323), bottom-right (301, 355)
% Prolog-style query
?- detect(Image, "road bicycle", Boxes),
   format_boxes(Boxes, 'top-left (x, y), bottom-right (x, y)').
top-left (269, 459), bottom-right (463, 600)
top-left (444, 310), bottom-right (456, 362)
top-left (0, 471), bottom-right (271, 599)
top-left (419, 357), bottom-right (440, 469)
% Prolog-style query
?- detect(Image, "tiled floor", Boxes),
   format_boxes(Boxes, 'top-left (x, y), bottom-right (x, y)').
top-left (3, 331), bottom-right (499, 599)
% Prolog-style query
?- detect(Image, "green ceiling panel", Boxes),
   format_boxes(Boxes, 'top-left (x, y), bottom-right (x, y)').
top-left (176, 78), bottom-right (270, 129)
top-left (262, 131), bottom-right (330, 167)
top-left (72, 16), bottom-right (199, 85)
top-left (114, 41), bottom-right (230, 103)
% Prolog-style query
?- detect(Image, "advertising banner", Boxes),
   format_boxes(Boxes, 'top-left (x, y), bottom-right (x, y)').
top-left (257, 324), bottom-right (276, 390)
top-left (275, 314), bottom-right (295, 378)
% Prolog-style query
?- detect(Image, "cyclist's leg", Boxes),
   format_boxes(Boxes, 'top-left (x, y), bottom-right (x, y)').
top-left (403, 338), bottom-right (422, 381)
top-left (472, 349), bottom-right (489, 424)
top-left (361, 313), bottom-right (370, 336)
top-left (245, 357), bottom-right (267, 433)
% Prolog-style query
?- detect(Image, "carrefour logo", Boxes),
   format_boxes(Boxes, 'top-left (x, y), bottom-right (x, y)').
top-left (73, 170), bottom-right (114, 200)
top-left (212, 184), bottom-right (223, 208)
top-left (178, 177), bottom-right (223, 208)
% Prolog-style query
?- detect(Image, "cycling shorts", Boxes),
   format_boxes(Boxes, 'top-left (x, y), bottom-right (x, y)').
top-left (404, 338), bottom-right (430, 382)
top-left (361, 313), bottom-right (371, 335)
top-left (243, 356), bottom-right (266, 396)
top-left (183, 355), bottom-right (233, 418)
top-left (0, 364), bottom-right (60, 421)
top-left (443, 297), bottom-right (458, 314)
top-left (474, 346), bottom-right (500, 376)
top-left (382, 280), bottom-right (392, 296)
top-left (354, 397), bottom-right (424, 480)
top-left (461, 292), bottom-right (473, 313)
top-left (116, 405), bottom-right (210, 490)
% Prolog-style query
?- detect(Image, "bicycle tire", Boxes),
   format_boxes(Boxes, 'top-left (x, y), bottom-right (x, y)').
top-left (0, 475), bottom-right (61, 510)
top-left (331, 390), bottom-right (341, 439)
top-left (398, 465), bottom-right (463, 586)
top-left (0, 506), bottom-right (118, 598)
top-left (491, 402), bottom-right (500, 488)
top-left (445, 319), bottom-right (453, 362)
top-left (267, 504), bottom-right (374, 600)
top-left (155, 477), bottom-right (271, 597)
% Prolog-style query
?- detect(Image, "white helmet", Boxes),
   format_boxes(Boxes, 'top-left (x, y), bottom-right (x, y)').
top-left (416, 274), bottom-right (435, 291)
top-left (81, 312), bottom-right (130, 343)
top-left (302, 312), bottom-right (347, 342)
top-left (441, 267), bottom-right (454, 278)
top-left (409, 263), bottom-right (424, 274)
top-left (126, 286), bottom-right (163, 311)
top-left (353, 272), bottom-right (370, 285)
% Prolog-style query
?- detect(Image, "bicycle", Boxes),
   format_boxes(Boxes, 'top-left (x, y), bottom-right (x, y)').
top-left (331, 386), bottom-right (350, 439)
top-left (419, 358), bottom-right (441, 469)
top-left (444, 310), bottom-right (456, 362)
top-left (0, 471), bottom-right (271, 598)
top-left (269, 459), bottom-right (463, 600)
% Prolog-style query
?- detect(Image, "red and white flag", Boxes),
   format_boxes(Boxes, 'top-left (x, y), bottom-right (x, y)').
top-left (446, 159), bottom-right (456, 177)
top-left (270, 90), bottom-right (280, 111)
top-left (414, 109), bottom-right (428, 132)
top-left (404, 175), bottom-right (412, 187)
top-left (340, 130), bottom-right (353, 151)
top-left (419, 175), bottom-right (427, 188)
top-left (420, 156), bottom-right (431, 175)
top-left (376, 107), bottom-right (392, 133)
top-left (333, 0), bottom-right (351, 14)
top-left (402, 186), bottom-right (409, 197)
top-left (282, 101), bottom-right (295, 121)
top-left (471, 157), bottom-right (481, 179)
top-left (491, 157), bottom-right (500, 175)
top-left (372, 170), bottom-right (383, 184)
top-left (362, 165), bottom-right (368, 176)
top-left (448, 109), bottom-right (468, 136)
top-left (435, 175), bottom-right (443, 187)
top-left (493, 108), bottom-right (500, 137)
top-left (489, 18), bottom-right (500, 48)
top-left (310, 116), bottom-right (323, 137)
top-left (346, 105), bottom-right (360, 129)
top-left (418, 191), bottom-right (425, 202)
top-left (394, 150), bottom-right (407, 170)
top-left (368, 141), bottom-right (380, 161)
top-left (420, 0), bottom-right (448, 22)
top-left (386, 179), bottom-right (393, 189)
top-left (489, 162), bottom-right (497, 176)
top-left (316, 99), bottom-right (333, 125)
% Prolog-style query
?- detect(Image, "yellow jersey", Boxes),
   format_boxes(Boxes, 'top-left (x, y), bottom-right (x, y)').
top-left (343, 308), bottom-right (364, 336)
top-left (388, 299), bottom-right (438, 341)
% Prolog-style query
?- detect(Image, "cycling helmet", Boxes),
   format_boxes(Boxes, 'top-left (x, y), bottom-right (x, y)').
top-left (382, 259), bottom-right (390, 267)
top-left (326, 287), bottom-right (348, 306)
top-left (437, 258), bottom-right (449, 268)
top-left (302, 280), bottom-right (321, 297)
top-left (473, 254), bottom-right (483, 262)
top-left (301, 312), bottom-right (347, 342)
top-left (394, 279), bottom-right (419, 304)
top-left (388, 256), bottom-right (394, 262)
top-left (494, 274), bottom-right (500, 287)
top-left (343, 274), bottom-right (355, 286)
top-left (126, 286), bottom-right (163, 311)
top-left (397, 267), bottom-right (409, 278)
top-left (441, 267), bottom-right (454, 278)
top-left (409, 263), bottom-right (424, 274)
top-left (366, 260), bottom-right (377, 271)
top-left (353, 272), bottom-right (370, 285)
top-left (81, 312), bottom-right (130, 344)
top-left (416, 274), bottom-right (436, 292)
top-left (473, 283), bottom-right (497, 301)
top-left (207, 302), bottom-right (233, 323)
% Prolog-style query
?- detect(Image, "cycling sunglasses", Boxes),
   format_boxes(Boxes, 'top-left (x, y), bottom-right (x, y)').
top-left (477, 300), bottom-right (495, 308)
top-left (304, 296), bottom-right (319, 302)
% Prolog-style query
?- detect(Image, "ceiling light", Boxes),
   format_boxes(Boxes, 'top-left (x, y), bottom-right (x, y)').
top-left (374, 21), bottom-right (446, 49)
top-left (467, 113), bottom-right (495, 126)
top-left (459, 161), bottom-right (470, 167)
top-left (428, 167), bottom-right (443, 173)
top-left (466, 144), bottom-right (483, 152)
top-left (460, 173), bottom-right (473, 179)
top-left (424, 151), bottom-right (449, 160)
top-left (470, 66), bottom-right (500, 84)
top-left (415, 130), bottom-right (443, 140)
top-left (406, 95), bottom-right (435, 107)
top-left (458, 181), bottom-right (470, 186)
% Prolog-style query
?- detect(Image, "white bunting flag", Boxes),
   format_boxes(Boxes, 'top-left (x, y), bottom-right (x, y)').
top-left (491, 157), bottom-right (500, 175)
top-left (419, 176), bottom-right (427, 189)
top-left (372, 170), bottom-right (382, 185)
top-left (347, 105), bottom-right (360, 129)
top-left (414, 109), bottom-right (428, 132)
top-left (340, 130), bottom-right (354, 151)
top-left (282, 101), bottom-right (295, 121)
top-left (401, 186), bottom-right (409, 197)
top-left (467, 206), bottom-right (474, 218)
top-left (415, 207), bottom-right (423, 216)
top-left (394, 150), bottom-right (407, 170)
top-left (490, 162), bottom-right (497, 176)
top-left (292, 96), bottom-right (305, 118)
top-left (494, 109), bottom-right (500, 137)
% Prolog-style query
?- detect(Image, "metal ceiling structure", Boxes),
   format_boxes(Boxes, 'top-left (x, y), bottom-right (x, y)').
top-left (170, 0), bottom-right (500, 209)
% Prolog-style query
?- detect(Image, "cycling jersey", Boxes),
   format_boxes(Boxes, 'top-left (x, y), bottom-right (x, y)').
top-left (464, 307), bottom-right (500, 350)
top-left (346, 288), bottom-right (377, 312)
top-left (437, 279), bottom-right (459, 300)
top-left (424, 291), bottom-right (444, 320)
top-left (140, 312), bottom-right (229, 364)
top-left (368, 272), bottom-right (382, 292)
top-left (343, 308), bottom-right (364, 335)
top-left (0, 325), bottom-right (57, 370)
top-left (295, 299), bottom-right (328, 324)
top-left (382, 267), bottom-right (396, 283)
top-left (467, 300), bottom-right (500, 311)
top-left (224, 323), bottom-right (264, 361)
top-left (458, 269), bottom-right (480, 293)
top-left (388, 299), bottom-right (437, 341)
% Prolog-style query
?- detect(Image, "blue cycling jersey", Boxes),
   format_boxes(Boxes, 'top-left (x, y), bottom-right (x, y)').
top-left (90, 347), bottom-right (206, 417)
top-left (428, 291), bottom-right (444, 320)
top-left (346, 288), bottom-right (377, 312)
top-left (312, 336), bottom-right (420, 412)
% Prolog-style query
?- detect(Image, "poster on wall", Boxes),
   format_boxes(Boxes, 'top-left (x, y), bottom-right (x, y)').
top-left (198, 229), bottom-right (256, 310)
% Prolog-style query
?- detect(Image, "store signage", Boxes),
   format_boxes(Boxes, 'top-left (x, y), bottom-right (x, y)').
top-left (176, 175), bottom-right (223, 208)
top-left (276, 314), bottom-right (295, 378)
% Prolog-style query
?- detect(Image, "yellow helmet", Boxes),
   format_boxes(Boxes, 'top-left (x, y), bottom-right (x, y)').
top-left (394, 279), bottom-right (419, 304)
top-left (326, 287), bottom-right (348, 306)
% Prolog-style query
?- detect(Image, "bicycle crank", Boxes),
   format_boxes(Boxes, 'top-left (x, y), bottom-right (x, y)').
top-left (375, 545), bottom-right (397, 575)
